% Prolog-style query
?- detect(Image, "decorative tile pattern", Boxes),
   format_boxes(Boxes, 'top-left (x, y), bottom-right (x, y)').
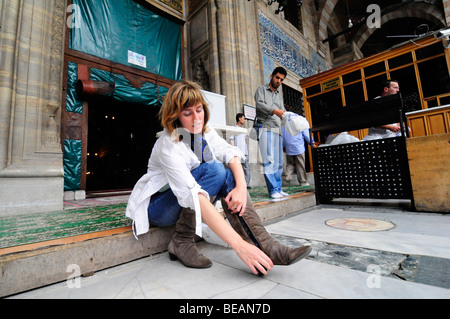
top-left (159, 0), bottom-right (183, 13)
top-left (258, 12), bottom-right (326, 79)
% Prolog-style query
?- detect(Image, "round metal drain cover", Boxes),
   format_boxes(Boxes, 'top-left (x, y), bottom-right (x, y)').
top-left (325, 217), bottom-right (396, 232)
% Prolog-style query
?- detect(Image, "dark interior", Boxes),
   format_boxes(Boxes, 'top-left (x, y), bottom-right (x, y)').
top-left (86, 95), bottom-right (162, 192)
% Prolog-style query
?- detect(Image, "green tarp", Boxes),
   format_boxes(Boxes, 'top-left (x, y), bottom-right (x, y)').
top-left (65, 0), bottom-right (179, 191)
top-left (66, 62), bottom-right (83, 114)
top-left (90, 68), bottom-right (168, 106)
top-left (69, 0), bottom-right (182, 81)
top-left (64, 139), bottom-right (82, 191)
top-left (64, 65), bottom-right (168, 191)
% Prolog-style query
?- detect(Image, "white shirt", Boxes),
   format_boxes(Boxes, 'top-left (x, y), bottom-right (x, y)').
top-left (229, 125), bottom-right (248, 156)
top-left (126, 125), bottom-right (244, 238)
top-left (368, 96), bottom-right (398, 138)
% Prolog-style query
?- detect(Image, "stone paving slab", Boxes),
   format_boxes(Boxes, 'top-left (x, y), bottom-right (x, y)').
top-left (265, 208), bottom-right (450, 259)
top-left (9, 242), bottom-right (450, 299)
top-left (5, 203), bottom-right (450, 299)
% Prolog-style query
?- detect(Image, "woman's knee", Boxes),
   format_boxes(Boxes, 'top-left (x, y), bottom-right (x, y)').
top-left (205, 160), bottom-right (226, 181)
top-left (148, 191), bottom-right (181, 226)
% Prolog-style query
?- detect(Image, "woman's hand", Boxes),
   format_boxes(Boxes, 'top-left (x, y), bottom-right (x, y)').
top-left (224, 185), bottom-right (247, 216)
top-left (231, 240), bottom-right (273, 275)
top-left (199, 195), bottom-right (273, 276)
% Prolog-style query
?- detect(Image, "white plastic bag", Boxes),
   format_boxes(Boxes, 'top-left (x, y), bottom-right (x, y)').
top-left (328, 132), bottom-right (360, 145)
top-left (282, 112), bottom-right (310, 136)
top-left (362, 134), bottom-right (382, 141)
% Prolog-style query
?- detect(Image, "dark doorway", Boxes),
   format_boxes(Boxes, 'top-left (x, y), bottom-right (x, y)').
top-left (86, 95), bottom-right (162, 192)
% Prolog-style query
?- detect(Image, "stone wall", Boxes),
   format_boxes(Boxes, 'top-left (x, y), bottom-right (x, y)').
top-left (443, 0), bottom-right (450, 26)
top-left (0, 0), bottom-right (67, 216)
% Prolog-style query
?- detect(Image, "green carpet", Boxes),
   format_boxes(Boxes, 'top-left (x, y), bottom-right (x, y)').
top-left (250, 185), bottom-right (315, 203)
top-left (0, 185), bottom-right (314, 250)
top-left (0, 204), bottom-right (131, 249)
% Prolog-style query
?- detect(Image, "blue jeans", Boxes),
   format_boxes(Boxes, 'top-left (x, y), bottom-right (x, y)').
top-left (259, 130), bottom-right (284, 195)
top-left (147, 160), bottom-right (235, 227)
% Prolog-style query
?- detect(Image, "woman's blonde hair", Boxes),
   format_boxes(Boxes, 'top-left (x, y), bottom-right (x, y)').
top-left (159, 81), bottom-right (210, 137)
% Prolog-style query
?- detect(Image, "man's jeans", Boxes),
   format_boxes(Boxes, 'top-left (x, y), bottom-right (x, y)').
top-left (147, 160), bottom-right (235, 227)
top-left (259, 130), bottom-right (284, 196)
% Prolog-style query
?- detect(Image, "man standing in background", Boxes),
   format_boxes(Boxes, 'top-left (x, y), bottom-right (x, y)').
top-left (368, 80), bottom-right (401, 138)
top-left (283, 127), bottom-right (312, 187)
top-left (254, 67), bottom-right (288, 199)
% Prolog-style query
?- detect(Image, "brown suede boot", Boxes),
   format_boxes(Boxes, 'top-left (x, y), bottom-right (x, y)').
top-left (221, 192), bottom-right (311, 265)
top-left (168, 207), bottom-right (212, 268)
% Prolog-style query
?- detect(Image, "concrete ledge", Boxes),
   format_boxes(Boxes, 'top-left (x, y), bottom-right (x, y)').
top-left (0, 192), bottom-right (315, 297)
top-left (0, 227), bottom-right (174, 297)
top-left (256, 192), bottom-right (317, 222)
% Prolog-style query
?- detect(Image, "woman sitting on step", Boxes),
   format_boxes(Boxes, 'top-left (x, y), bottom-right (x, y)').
top-left (126, 81), bottom-right (311, 275)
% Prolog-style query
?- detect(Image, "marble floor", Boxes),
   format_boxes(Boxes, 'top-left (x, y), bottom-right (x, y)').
top-left (9, 206), bottom-right (450, 299)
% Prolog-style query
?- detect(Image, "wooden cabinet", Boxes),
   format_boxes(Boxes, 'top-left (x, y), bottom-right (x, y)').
top-left (407, 133), bottom-right (450, 212)
top-left (300, 36), bottom-right (450, 143)
top-left (407, 105), bottom-right (450, 137)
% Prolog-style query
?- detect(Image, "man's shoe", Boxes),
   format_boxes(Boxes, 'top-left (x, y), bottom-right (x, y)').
top-left (279, 190), bottom-right (289, 197)
top-left (300, 182), bottom-right (311, 187)
top-left (270, 192), bottom-right (282, 199)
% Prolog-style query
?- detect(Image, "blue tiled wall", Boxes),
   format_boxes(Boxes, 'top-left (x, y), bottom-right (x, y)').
top-left (259, 12), bottom-right (326, 82)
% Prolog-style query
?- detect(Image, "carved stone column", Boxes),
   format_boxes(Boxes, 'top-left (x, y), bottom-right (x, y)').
top-left (213, 0), bottom-right (261, 124)
top-left (0, 0), bottom-right (67, 216)
top-left (214, 0), bottom-right (240, 125)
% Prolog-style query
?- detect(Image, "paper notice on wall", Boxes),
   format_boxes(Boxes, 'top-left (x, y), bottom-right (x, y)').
top-left (243, 104), bottom-right (256, 121)
top-left (128, 50), bottom-right (147, 68)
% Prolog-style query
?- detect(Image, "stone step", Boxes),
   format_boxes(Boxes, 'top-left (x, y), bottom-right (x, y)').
top-left (0, 191), bottom-right (316, 297)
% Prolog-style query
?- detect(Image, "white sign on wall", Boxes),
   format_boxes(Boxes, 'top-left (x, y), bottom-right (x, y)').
top-left (243, 104), bottom-right (256, 121)
top-left (128, 50), bottom-right (147, 68)
top-left (201, 90), bottom-right (226, 126)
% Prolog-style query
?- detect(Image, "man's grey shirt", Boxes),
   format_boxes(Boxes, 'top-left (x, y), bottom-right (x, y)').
top-left (254, 84), bottom-right (286, 134)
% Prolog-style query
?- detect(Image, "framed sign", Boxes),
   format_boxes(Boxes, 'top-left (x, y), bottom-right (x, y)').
top-left (243, 104), bottom-right (256, 121)
top-left (322, 77), bottom-right (341, 91)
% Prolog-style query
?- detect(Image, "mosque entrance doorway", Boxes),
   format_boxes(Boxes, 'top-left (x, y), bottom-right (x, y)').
top-left (86, 95), bottom-right (162, 193)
